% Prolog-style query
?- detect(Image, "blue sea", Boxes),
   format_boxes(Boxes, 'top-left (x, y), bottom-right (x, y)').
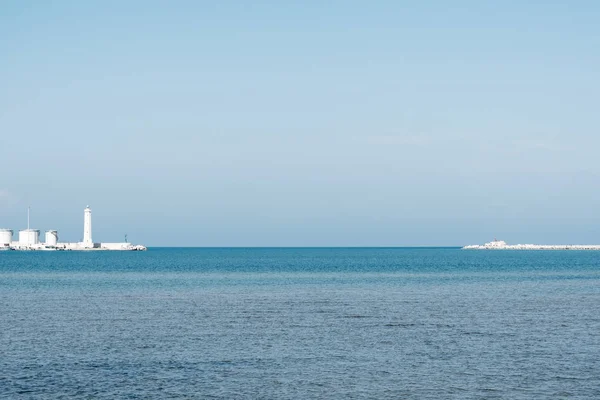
top-left (1, 248), bottom-right (599, 399)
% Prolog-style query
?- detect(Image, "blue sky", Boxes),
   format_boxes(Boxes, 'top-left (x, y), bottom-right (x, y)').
top-left (1, 1), bottom-right (599, 246)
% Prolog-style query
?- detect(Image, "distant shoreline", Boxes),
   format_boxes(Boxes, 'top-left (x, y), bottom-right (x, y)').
top-left (463, 240), bottom-right (600, 250)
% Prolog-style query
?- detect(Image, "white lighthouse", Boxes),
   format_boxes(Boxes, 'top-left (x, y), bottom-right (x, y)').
top-left (83, 206), bottom-right (93, 246)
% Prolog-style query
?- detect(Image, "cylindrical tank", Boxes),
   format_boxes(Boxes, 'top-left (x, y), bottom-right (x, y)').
top-left (0, 229), bottom-right (12, 245)
top-left (19, 229), bottom-right (40, 245)
top-left (45, 230), bottom-right (58, 246)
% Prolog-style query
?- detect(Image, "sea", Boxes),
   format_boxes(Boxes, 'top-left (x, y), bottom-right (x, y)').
top-left (1, 247), bottom-right (599, 399)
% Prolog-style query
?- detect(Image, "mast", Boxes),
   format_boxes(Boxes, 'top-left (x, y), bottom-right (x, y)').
top-left (27, 206), bottom-right (30, 230)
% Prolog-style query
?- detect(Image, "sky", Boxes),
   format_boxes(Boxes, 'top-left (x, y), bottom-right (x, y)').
top-left (1, 1), bottom-right (600, 246)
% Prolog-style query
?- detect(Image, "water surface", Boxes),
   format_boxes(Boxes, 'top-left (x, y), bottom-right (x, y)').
top-left (1, 248), bottom-right (599, 398)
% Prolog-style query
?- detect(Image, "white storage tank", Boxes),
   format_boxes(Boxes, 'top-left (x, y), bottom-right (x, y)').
top-left (19, 229), bottom-right (40, 246)
top-left (0, 229), bottom-right (12, 246)
top-left (45, 230), bottom-right (58, 246)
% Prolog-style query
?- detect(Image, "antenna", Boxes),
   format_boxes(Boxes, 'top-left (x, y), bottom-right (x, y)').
top-left (125, 234), bottom-right (128, 243)
top-left (27, 206), bottom-right (30, 230)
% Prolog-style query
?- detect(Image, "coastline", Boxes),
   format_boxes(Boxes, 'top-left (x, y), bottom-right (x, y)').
top-left (463, 240), bottom-right (600, 250)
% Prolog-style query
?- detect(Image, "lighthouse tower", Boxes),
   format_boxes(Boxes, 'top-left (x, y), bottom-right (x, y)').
top-left (83, 206), bottom-right (93, 246)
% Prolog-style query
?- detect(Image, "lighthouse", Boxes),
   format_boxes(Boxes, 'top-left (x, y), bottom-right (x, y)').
top-left (83, 206), bottom-right (93, 246)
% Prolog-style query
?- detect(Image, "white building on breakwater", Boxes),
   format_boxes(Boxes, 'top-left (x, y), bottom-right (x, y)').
top-left (0, 206), bottom-right (146, 251)
top-left (463, 239), bottom-right (600, 250)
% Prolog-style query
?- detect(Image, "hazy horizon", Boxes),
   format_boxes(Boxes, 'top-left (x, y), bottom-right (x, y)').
top-left (2, 2), bottom-right (599, 246)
